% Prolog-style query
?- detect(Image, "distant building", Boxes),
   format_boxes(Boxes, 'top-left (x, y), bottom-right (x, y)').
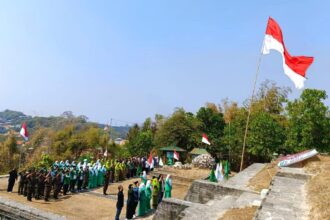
top-left (114, 138), bottom-right (127, 146)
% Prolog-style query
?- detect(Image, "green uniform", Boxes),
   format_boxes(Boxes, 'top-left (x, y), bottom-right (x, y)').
top-left (165, 177), bottom-right (172, 198)
top-left (138, 186), bottom-right (147, 216)
top-left (145, 184), bottom-right (152, 211)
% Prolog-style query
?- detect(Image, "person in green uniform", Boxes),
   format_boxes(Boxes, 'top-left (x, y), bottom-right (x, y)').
top-left (69, 166), bottom-right (77, 193)
top-left (93, 165), bottom-right (98, 188)
top-left (165, 174), bottom-right (172, 198)
top-left (63, 169), bottom-right (70, 195)
top-left (138, 183), bottom-right (147, 216)
top-left (140, 171), bottom-right (147, 185)
top-left (145, 180), bottom-right (152, 211)
top-left (88, 164), bottom-right (94, 189)
top-left (152, 177), bottom-right (159, 209)
top-left (136, 164), bottom-right (142, 177)
top-left (77, 166), bottom-right (84, 191)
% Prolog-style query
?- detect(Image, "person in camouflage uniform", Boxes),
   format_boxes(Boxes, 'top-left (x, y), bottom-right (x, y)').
top-left (26, 168), bottom-right (37, 202)
top-left (23, 170), bottom-right (29, 197)
top-left (44, 169), bottom-right (52, 201)
top-left (17, 170), bottom-right (26, 195)
top-left (53, 168), bottom-right (61, 199)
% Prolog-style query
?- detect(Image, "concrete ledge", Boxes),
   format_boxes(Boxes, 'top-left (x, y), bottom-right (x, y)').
top-left (153, 198), bottom-right (193, 220)
top-left (0, 196), bottom-right (66, 220)
top-left (184, 179), bottom-right (257, 204)
top-left (277, 167), bottom-right (311, 180)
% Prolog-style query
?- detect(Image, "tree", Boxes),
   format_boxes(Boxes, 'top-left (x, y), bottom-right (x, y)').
top-left (196, 104), bottom-right (225, 157)
top-left (286, 89), bottom-right (330, 153)
top-left (128, 130), bottom-right (154, 156)
top-left (247, 111), bottom-right (285, 161)
top-left (154, 108), bottom-right (201, 151)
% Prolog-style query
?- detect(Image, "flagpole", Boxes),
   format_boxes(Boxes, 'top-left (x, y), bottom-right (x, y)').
top-left (239, 45), bottom-right (264, 172)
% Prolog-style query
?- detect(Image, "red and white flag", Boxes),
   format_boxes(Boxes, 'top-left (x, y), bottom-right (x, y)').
top-left (20, 122), bottom-right (29, 141)
top-left (202, 133), bottom-right (211, 145)
top-left (173, 149), bottom-right (179, 160)
top-left (148, 151), bottom-right (154, 168)
top-left (262, 17), bottom-right (314, 89)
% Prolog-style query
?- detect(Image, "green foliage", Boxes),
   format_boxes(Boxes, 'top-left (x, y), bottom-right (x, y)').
top-left (196, 104), bottom-right (225, 157)
top-left (286, 89), bottom-right (330, 153)
top-left (36, 154), bottom-right (54, 169)
top-left (154, 108), bottom-right (201, 152)
top-left (248, 111), bottom-right (285, 161)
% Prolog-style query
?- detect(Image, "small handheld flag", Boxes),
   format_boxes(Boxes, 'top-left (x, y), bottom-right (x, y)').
top-left (173, 149), bottom-right (179, 161)
top-left (148, 151), bottom-right (154, 168)
top-left (202, 133), bottom-right (211, 145)
top-left (20, 122), bottom-right (29, 141)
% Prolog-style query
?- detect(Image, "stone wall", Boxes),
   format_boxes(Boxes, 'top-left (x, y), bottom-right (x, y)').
top-left (152, 198), bottom-right (192, 220)
top-left (184, 180), bottom-right (249, 204)
top-left (0, 196), bottom-right (66, 220)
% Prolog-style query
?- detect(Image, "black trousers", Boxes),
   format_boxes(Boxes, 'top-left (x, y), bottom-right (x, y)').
top-left (63, 184), bottom-right (69, 195)
top-left (18, 182), bottom-right (24, 194)
top-left (44, 185), bottom-right (51, 201)
top-left (27, 186), bottom-right (35, 201)
top-left (7, 179), bottom-right (15, 192)
top-left (77, 179), bottom-right (83, 191)
top-left (69, 180), bottom-right (76, 192)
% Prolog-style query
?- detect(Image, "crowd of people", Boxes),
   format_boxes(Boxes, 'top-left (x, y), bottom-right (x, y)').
top-left (6, 156), bottom-right (173, 220)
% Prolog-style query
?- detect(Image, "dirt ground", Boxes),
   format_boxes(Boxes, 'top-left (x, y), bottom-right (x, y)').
top-left (304, 155), bottom-right (330, 220)
top-left (247, 163), bottom-right (278, 192)
top-left (219, 206), bottom-right (258, 220)
top-left (0, 167), bottom-right (202, 219)
top-left (156, 167), bottom-right (210, 180)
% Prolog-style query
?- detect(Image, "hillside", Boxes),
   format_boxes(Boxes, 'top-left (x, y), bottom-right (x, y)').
top-left (0, 109), bottom-right (130, 138)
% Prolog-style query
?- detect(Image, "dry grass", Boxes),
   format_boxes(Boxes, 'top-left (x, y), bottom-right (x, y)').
top-left (304, 155), bottom-right (330, 220)
top-left (247, 163), bottom-right (278, 192)
top-left (218, 206), bottom-right (258, 220)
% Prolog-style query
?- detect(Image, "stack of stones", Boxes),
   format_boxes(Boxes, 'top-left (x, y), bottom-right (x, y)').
top-left (173, 162), bottom-right (192, 169)
top-left (192, 154), bottom-right (215, 169)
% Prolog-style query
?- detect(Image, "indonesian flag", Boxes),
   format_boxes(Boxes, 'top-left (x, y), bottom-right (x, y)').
top-left (148, 151), bottom-right (154, 168)
top-left (262, 17), bottom-right (314, 89)
top-left (202, 133), bottom-right (211, 145)
top-left (20, 122), bottom-right (29, 141)
top-left (173, 149), bottom-right (179, 160)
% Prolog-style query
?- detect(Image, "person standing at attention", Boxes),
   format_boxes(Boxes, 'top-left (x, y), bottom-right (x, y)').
top-left (7, 168), bottom-right (18, 193)
top-left (165, 174), bottom-right (172, 198)
top-left (115, 185), bottom-right (124, 220)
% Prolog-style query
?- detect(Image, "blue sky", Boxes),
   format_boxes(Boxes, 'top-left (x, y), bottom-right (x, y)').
top-left (0, 1), bottom-right (329, 125)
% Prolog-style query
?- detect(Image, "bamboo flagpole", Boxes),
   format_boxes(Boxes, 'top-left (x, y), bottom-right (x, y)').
top-left (239, 44), bottom-right (264, 172)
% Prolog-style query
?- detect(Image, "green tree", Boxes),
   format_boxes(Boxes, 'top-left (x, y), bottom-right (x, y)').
top-left (286, 89), bottom-right (330, 152)
top-left (155, 108), bottom-right (201, 151)
top-left (247, 111), bottom-right (285, 161)
top-left (196, 103), bottom-right (225, 157)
